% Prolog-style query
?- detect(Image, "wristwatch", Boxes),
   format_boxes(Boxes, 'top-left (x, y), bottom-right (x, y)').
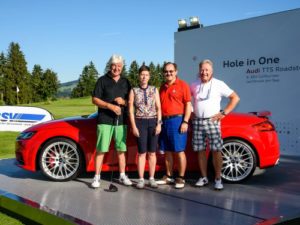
top-left (157, 120), bottom-right (163, 125)
top-left (220, 110), bottom-right (227, 116)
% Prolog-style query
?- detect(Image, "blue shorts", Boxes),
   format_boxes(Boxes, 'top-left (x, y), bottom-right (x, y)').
top-left (159, 116), bottom-right (187, 152)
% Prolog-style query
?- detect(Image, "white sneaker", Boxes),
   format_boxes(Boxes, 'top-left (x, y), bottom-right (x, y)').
top-left (156, 175), bottom-right (175, 185)
top-left (136, 179), bottom-right (145, 189)
top-left (175, 177), bottom-right (185, 189)
top-left (214, 179), bottom-right (224, 190)
top-left (149, 178), bottom-right (158, 189)
top-left (91, 175), bottom-right (100, 188)
top-left (195, 177), bottom-right (209, 187)
top-left (119, 175), bottom-right (132, 186)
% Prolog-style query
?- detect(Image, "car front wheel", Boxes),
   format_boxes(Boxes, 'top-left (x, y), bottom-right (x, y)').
top-left (221, 139), bottom-right (257, 183)
top-left (39, 138), bottom-right (82, 181)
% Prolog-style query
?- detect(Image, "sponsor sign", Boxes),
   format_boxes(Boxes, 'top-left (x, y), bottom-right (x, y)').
top-left (0, 106), bottom-right (53, 132)
top-left (175, 9), bottom-right (300, 155)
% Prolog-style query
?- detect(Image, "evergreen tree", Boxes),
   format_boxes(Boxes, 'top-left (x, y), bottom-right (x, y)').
top-left (0, 53), bottom-right (6, 104)
top-left (31, 65), bottom-right (44, 102)
top-left (121, 61), bottom-right (128, 77)
top-left (70, 79), bottom-right (82, 98)
top-left (127, 61), bottom-right (139, 87)
top-left (155, 63), bottom-right (164, 87)
top-left (148, 62), bottom-right (157, 86)
top-left (41, 69), bottom-right (60, 101)
top-left (71, 61), bottom-right (99, 98)
top-left (5, 42), bottom-right (31, 104)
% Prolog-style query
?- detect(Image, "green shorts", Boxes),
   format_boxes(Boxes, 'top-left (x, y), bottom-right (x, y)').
top-left (96, 124), bottom-right (127, 153)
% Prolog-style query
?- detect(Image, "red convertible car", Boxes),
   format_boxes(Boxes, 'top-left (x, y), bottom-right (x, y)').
top-left (15, 111), bottom-right (280, 183)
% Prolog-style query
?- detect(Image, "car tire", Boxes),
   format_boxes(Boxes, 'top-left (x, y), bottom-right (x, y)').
top-left (39, 138), bottom-right (82, 181)
top-left (221, 139), bottom-right (257, 183)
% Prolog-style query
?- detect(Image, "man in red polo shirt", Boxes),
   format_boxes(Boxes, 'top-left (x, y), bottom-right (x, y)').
top-left (156, 62), bottom-right (192, 189)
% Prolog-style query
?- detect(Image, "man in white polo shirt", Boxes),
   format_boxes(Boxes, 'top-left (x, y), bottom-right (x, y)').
top-left (190, 59), bottom-right (240, 190)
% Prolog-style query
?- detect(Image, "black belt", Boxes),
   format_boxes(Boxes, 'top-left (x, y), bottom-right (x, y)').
top-left (195, 117), bottom-right (211, 120)
top-left (162, 114), bottom-right (183, 120)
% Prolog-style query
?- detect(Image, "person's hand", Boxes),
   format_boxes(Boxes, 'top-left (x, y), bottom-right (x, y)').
top-left (180, 122), bottom-right (188, 133)
top-left (114, 97), bottom-right (125, 106)
top-left (108, 104), bottom-right (121, 115)
top-left (155, 124), bottom-right (161, 135)
top-left (211, 112), bottom-right (225, 122)
top-left (132, 126), bottom-right (140, 137)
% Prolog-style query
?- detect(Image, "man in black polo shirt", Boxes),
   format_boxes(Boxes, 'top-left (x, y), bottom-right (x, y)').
top-left (91, 54), bottom-right (132, 188)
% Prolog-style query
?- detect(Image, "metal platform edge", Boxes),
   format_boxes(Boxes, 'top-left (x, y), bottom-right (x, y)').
top-left (0, 189), bottom-right (91, 225)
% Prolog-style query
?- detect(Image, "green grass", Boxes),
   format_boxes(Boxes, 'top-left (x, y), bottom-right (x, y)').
top-left (28, 97), bottom-right (96, 119)
top-left (0, 97), bottom-right (96, 159)
top-left (0, 132), bottom-right (19, 158)
top-left (0, 211), bottom-right (24, 225)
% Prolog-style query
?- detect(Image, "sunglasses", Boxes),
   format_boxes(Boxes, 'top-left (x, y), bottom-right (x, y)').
top-left (164, 70), bottom-right (174, 73)
top-left (197, 80), bottom-right (212, 101)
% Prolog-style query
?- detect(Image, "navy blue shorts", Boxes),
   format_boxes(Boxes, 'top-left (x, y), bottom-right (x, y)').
top-left (159, 116), bottom-right (187, 152)
top-left (135, 118), bottom-right (159, 153)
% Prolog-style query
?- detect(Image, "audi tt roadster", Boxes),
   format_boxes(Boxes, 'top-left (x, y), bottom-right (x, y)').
top-left (15, 111), bottom-right (280, 183)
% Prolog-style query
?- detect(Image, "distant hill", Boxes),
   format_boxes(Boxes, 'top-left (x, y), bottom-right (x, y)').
top-left (57, 80), bottom-right (78, 98)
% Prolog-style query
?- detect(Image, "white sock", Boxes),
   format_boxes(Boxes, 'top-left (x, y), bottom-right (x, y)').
top-left (139, 178), bottom-right (144, 181)
top-left (149, 177), bottom-right (154, 180)
top-left (94, 174), bottom-right (100, 180)
top-left (120, 172), bottom-right (126, 178)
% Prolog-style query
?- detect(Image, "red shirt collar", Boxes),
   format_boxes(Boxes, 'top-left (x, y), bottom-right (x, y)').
top-left (164, 77), bottom-right (179, 88)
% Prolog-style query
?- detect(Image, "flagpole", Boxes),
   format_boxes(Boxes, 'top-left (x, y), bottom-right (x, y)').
top-left (16, 86), bottom-right (19, 105)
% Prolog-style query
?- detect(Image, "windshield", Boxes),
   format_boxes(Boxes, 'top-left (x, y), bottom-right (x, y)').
top-left (87, 112), bottom-right (98, 119)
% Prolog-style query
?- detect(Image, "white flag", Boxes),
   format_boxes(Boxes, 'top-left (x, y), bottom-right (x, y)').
top-left (16, 86), bottom-right (20, 93)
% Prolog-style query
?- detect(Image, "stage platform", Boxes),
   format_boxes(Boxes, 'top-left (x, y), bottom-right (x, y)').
top-left (0, 156), bottom-right (300, 225)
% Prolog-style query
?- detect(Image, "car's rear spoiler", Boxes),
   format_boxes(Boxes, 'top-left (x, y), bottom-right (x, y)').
top-left (249, 111), bottom-right (272, 118)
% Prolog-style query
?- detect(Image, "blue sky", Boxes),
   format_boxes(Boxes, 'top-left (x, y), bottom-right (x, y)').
top-left (1, 0), bottom-right (300, 83)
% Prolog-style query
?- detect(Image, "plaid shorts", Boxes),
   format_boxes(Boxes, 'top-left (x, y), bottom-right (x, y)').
top-left (192, 118), bottom-right (223, 151)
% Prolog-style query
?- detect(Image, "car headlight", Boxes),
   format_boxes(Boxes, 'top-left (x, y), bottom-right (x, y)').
top-left (17, 131), bottom-right (36, 140)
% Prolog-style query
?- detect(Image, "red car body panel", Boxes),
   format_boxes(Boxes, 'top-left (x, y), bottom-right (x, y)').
top-left (15, 112), bottom-right (280, 175)
top-left (220, 113), bottom-right (280, 168)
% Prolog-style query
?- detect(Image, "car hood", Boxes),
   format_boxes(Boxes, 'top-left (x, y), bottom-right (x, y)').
top-left (22, 115), bottom-right (94, 132)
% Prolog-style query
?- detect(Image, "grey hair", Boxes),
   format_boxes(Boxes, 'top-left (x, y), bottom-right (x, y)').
top-left (199, 59), bottom-right (213, 68)
top-left (109, 54), bottom-right (124, 66)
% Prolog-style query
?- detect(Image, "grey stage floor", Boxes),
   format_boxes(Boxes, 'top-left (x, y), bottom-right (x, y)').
top-left (0, 156), bottom-right (300, 225)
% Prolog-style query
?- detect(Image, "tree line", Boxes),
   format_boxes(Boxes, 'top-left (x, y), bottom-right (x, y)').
top-left (0, 42), bottom-right (59, 105)
top-left (71, 60), bottom-right (165, 98)
top-left (0, 42), bottom-right (166, 105)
